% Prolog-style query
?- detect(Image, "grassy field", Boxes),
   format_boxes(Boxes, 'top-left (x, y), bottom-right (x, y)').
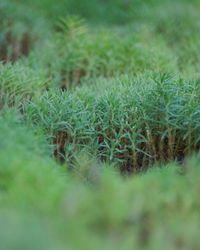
top-left (1, 0), bottom-right (200, 249)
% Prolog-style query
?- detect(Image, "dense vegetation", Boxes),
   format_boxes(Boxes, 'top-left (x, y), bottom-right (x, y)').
top-left (1, 0), bottom-right (200, 249)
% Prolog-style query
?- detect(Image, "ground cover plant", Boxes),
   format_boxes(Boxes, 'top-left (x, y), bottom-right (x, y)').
top-left (1, 0), bottom-right (200, 249)
top-left (0, 62), bottom-right (46, 109)
top-left (2, 109), bottom-right (200, 250)
top-left (24, 73), bottom-right (200, 172)
top-left (27, 18), bottom-right (176, 88)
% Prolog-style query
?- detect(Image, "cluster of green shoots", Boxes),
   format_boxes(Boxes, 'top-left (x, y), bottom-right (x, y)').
top-left (0, 0), bottom-right (200, 171)
top-left (0, 62), bottom-right (46, 109)
top-left (26, 15), bottom-right (176, 89)
top-left (24, 73), bottom-right (200, 172)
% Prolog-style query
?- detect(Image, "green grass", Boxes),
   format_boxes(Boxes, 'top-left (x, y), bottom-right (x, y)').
top-left (1, 0), bottom-right (200, 249)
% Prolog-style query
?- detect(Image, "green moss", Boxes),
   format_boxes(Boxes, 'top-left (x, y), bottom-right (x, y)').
top-left (1, 1), bottom-right (200, 249)
top-left (25, 73), bottom-right (200, 171)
